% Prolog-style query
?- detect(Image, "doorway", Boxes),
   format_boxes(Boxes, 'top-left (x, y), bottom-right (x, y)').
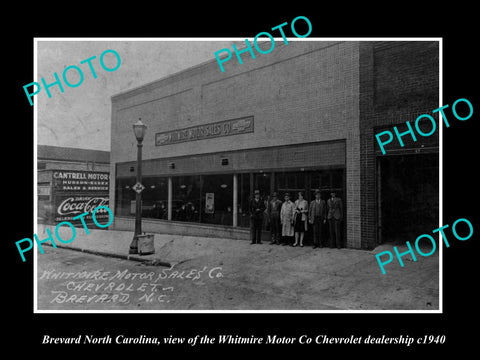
top-left (377, 153), bottom-right (439, 243)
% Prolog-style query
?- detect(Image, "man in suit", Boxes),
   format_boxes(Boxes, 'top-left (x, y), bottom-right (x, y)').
top-left (309, 190), bottom-right (326, 249)
top-left (327, 191), bottom-right (343, 249)
top-left (267, 192), bottom-right (283, 244)
top-left (249, 190), bottom-right (266, 244)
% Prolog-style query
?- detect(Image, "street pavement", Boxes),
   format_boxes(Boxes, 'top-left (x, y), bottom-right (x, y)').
top-left (36, 224), bottom-right (440, 311)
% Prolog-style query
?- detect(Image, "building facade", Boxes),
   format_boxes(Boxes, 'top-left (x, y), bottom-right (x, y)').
top-left (37, 145), bottom-right (110, 225)
top-left (110, 40), bottom-right (439, 249)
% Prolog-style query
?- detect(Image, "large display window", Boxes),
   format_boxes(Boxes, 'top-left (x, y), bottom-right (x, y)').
top-left (200, 174), bottom-right (233, 226)
top-left (114, 168), bottom-right (345, 230)
top-left (172, 176), bottom-right (201, 222)
top-left (115, 176), bottom-right (168, 218)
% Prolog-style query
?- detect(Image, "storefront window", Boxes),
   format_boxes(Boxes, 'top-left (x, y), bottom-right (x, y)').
top-left (115, 176), bottom-right (168, 218)
top-left (172, 176), bottom-right (201, 222)
top-left (115, 177), bottom-right (136, 217)
top-left (310, 169), bottom-right (344, 201)
top-left (331, 169), bottom-right (343, 197)
top-left (237, 173), bottom-right (251, 228)
top-left (277, 171), bottom-right (306, 192)
top-left (143, 177), bottom-right (168, 219)
top-left (200, 174), bottom-right (233, 226)
top-left (114, 169), bottom-right (345, 231)
top-left (253, 172), bottom-right (270, 196)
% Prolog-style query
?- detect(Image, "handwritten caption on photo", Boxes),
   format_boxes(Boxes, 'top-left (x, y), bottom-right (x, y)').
top-left (15, 205), bottom-right (113, 262)
top-left (41, 266), bottom-right (224, 305)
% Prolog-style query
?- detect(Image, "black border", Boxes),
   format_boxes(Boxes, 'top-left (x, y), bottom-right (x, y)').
top-left (7, 6), bottom-right (479, 356)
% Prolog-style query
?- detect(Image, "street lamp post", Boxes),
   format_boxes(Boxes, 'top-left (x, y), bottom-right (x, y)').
top-left (129, 118), bottom-right (147, 254)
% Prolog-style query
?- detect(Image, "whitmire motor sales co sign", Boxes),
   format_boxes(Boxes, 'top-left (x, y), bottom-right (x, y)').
top-left (52, 170), bottom-right (110, 223)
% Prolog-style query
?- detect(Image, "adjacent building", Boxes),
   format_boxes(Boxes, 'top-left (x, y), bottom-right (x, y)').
top-left (109, 40), bottom-right (439, 249)
top-left (37, 145), bottom-right (110, 225)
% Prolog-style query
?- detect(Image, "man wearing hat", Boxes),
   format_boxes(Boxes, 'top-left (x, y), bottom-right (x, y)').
top-left (249, 190), bottom-right (266, 244)
top-left (267, 192), bottom-right (283, 244)
top-left (309, 190), bottom-right (326, 248)
top-left (327, 191), bottom-right (343, 248)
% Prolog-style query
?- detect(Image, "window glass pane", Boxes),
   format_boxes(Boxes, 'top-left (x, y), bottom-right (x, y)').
top-left (275, 171), bottom-right (305, 191)
top-left (286, 173), bottom-right (295, 189)
top-left (276, 173), bottom-right (285, 190)
top-left (320, 172), bottom-right (330, 190)
top-left (253, 173), bottom-right (270, 196)
top-left (115, 177), bottom-right (136, 217)
top-left (311, 172), bottom-right (320, 190)
top-left (296, 172), bottom-right (305, 189)
top-left (172, 176), bottom-right (201, 222)
top-left (237, 173), bottom-right (251, 228)
top-left (143, 177), bottom-right (168, 219)
top-left (330, 170), bottom-right (343, 200)
top-left (331, 170), bottom-right (343, 189)
top-left (115, 176), bottom-right (169, 218)
top-left (201, 174), bottom-right (233, 226)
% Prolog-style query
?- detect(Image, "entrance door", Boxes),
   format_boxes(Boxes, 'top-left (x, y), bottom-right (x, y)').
top-left (377, 153), bottom-right (439, 243)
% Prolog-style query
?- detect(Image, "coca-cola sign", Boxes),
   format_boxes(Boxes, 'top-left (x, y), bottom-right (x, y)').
top-left (58, 196), bottom-right (109, 215)
top-left (54, 195), bottom-right (110, 223)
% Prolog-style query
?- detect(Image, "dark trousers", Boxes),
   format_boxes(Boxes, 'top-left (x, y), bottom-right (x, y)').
top-left (250, 217), bottom-right (263, 243)
top-left (270, 215), bottom-right (281, 243)
top-left (282, 236), bottom-right (294, 245)
top-left (329, 218), bottom-right (342, 248)
top-left (312, 217), bottom-right (323, 247)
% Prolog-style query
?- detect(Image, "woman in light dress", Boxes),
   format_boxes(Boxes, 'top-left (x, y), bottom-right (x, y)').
top-left (280, 192), bottom-right (295, 246)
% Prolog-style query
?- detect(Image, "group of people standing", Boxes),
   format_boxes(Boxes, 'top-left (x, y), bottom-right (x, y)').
top-left (249, 190), bottom-right (343, 248)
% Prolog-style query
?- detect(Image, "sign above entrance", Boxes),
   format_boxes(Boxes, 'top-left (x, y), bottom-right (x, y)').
top-left (155, 116), bottom-right (254, 146)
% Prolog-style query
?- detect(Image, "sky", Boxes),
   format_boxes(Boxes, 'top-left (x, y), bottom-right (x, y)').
top-left (36, 40), bottom-right (237, 151)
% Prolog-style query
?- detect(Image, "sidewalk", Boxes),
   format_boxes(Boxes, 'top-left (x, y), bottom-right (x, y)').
top-left (38, 223), bottom-right (440, 310)
top-left (39, 223), bottom-right (231, 266)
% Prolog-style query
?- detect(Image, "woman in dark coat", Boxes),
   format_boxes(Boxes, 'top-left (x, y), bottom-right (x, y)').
top-left (293, 191), bottom-right (308, 247)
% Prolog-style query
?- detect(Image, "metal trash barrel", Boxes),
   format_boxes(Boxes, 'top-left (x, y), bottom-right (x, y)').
top-left (137, 234), bottom-right (155, 255)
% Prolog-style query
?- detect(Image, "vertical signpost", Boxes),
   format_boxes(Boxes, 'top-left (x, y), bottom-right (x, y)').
top-left (129, 119), bottom-right (147, 254)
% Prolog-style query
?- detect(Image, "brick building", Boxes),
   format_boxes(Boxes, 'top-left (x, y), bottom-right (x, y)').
top-left (109, 40), bottom-right (439, 249)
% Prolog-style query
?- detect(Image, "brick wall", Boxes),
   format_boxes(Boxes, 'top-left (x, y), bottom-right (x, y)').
top-left (111, 41), bottom-right (359, 163)
top-left (359, 41), bottom-right (440, 249)
top-left (116, 140), bottom-right (346, 177)
top-left (343, 43), bottom-right (361, 249)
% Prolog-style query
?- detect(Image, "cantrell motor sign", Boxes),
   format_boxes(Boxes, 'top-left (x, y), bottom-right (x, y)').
top-left (155, 116), bottom-right (254, 146)
top-left (53, 170), bottom-right (109, 192)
